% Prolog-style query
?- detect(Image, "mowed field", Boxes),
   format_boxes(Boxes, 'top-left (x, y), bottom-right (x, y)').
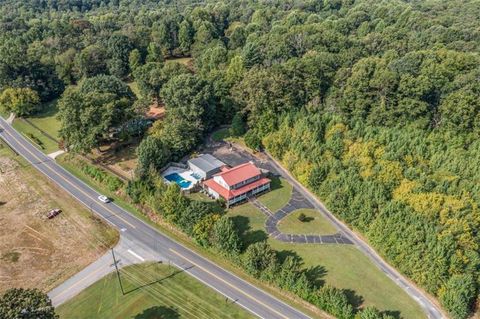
top-left (0, 143), bottom-right (118, 294)
top-left (57, 262), bottom-right (253, 319)
top-left (225, 196), bottom-right (426, 319)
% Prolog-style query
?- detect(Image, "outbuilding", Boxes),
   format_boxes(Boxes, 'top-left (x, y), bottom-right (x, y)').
top-left (187, 154), bottom-right (225, 180)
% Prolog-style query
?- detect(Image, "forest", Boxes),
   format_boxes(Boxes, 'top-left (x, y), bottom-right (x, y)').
top-left (0, 0), bottom-right (479, 318)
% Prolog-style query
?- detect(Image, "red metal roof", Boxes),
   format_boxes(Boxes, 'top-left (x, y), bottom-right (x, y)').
top-left (204, 177), bottom-right (270, 200)
top-left (216, 162), bottom-right (261, 187)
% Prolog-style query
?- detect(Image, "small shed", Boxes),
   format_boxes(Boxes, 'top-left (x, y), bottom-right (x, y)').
top-left (187, 154), bottom-right (225, 180)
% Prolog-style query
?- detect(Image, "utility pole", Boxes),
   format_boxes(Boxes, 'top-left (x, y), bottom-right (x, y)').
top-left (111, 248), bottom-right (125, 295)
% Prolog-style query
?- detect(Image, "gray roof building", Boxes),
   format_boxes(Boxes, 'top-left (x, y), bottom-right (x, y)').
top-left (187, 154), bottom-right (226, 179)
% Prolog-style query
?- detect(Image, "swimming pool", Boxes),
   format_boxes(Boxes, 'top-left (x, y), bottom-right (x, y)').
top-left (164, 173), bottom-right (192, 189)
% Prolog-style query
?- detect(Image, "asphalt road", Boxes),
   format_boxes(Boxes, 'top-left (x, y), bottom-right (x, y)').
top-left (0, 117), bottom-right (311, 319)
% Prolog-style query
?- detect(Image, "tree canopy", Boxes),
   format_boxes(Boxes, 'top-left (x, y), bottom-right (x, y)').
top-left (0, 288), bottom-right (57, 319)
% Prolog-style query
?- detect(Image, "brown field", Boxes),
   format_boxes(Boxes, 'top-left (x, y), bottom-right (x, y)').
top-left (0, 145), bottom-right (118, 294)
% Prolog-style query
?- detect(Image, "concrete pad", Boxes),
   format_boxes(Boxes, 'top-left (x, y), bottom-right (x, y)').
top-left (48, 150), bottom-right (65, 159)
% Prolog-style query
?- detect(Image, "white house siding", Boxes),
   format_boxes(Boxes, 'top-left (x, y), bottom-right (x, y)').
top-left (207, 187), bottom-right (220, 199)
top-left (228, 183), bottom-right (270, 206)
top-left (213, 176), bottom-right (230, 190)
top-left (189, 163), bottom-right (207, 179)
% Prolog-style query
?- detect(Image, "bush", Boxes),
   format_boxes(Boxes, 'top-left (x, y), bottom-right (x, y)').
top-left (242, 241), bottom-right (278, 278)
top-left (81, 163), bottom-right (123, 192)
top-left (27, 133), bottom-right (44, 149)
top-left (298, 212), bottom-right (306, 222)
top-left (310, 285), bottom-right (354, 319)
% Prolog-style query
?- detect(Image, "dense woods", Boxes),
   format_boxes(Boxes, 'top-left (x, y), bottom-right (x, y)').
top-left (0, 0), bottom-right (479, 318)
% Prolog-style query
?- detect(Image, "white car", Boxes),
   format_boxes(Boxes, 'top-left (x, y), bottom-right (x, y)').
top-left (98, 195), bottom-right (110, 203)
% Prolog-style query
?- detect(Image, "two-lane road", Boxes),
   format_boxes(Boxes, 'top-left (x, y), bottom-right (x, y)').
top-left (0, 117), bottom-right (311, 319)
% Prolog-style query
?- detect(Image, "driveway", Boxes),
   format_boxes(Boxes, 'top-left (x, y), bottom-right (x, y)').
top-left (201, 136), bottom-right (445, 319)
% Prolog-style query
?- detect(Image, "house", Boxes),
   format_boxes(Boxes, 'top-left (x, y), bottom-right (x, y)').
top-left (203, 162), bottom-right (270, 207)
top-left (187, 154), bottom-right (226, 180)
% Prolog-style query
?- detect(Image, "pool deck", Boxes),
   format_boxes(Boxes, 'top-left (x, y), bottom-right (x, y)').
top-left (162, 166), bottom-right (199, 190)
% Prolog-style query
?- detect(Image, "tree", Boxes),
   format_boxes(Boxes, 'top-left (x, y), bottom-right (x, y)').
top-left (439, 274), bottom-right (477, 319)
top-left (133, 62), bottom-right (164, 103)
top-left (178, 200), bottom-right (212, 235)
top-left (0, 88), bottom-right (40, 116)
top-left (440, 88), bottom-right (480, 133)
top-left (0, 288), bottom-right (58, 319)
top-left (225, 55), bottom-right (245, 85)
top-left (128, 49), bottom-right (142, 73)
top-left (136, 135), bottom-right (171, 175)
top-left (107, 34), bottom-right (133, 78)
top-left (229, 113), bottom-right (246, 136)
top-left (158, 183), bottom-right (189, 223)
top-left (58, 75), bottom-right (135, 152)
top-left (242, 241), bottom-right (277, 277)
top-left (75, 45), bottom-right (107, 78)
top-left (192, 213), bottom-right (221, 247)
top-left (211, 216), bottom-right (242, 255)
top-left (54, 48), bottom-right (78, 85)
top-left (178, 20), bottom-right (194, 55)
top-left (160, 73), bottom-right (216, 155)
top-left (146, 42), bottom-right (164, 63)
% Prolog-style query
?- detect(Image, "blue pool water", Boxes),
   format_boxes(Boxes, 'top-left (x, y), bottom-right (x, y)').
top-left (164, 173), bottom-right (192, 189)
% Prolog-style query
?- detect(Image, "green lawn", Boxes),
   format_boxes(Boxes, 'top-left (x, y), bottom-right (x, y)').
top-left (165, 57), bottom-right (192, 66)
top-left (277, 209), bottom-right (337, 235)
top-left (12, 119), bottom-right (59, 153)
top-left (227, 204), bottom-right (426, 319)
top-left (10, 100), bottom-right (61, 154)
top-left (186, 192), bottom-right (216, 202)
top-left (227, 202), bottom-right (269, 246)
top-left (27, 99), bottom-right (61, 140)
top-left (257, 177), bottom-right (292, 212)
top-left (57, 262), bottom-right (252, 319)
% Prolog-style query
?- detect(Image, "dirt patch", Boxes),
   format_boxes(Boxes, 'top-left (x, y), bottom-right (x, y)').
top-left (0, 154), bottom-right (118, 294)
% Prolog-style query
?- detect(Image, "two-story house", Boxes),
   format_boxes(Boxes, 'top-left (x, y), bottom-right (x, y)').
top-left (203, 162), bottom-right (270, 207)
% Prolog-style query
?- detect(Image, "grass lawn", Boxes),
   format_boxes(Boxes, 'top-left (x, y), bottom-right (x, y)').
top-left (27, 99), bottom-right (61, 140)
top-left (277, 209), bottom-right (337, 235)
top-left (257, 177), bottom-right (292, 212)
top-left (10, 100), bottom-right (61, 154)
top-left (56, 262), bottom-right (252, 319)
top-left (228, 202), bottom-right (269, 246)
top-left (12, 119), bottom-right (59, 153)
top-left (165, 56), bottom-right (192, 66)
top-left (227, 204), bottom-right (426, 319)
top-left (186, 192), bottom-right (215, 202)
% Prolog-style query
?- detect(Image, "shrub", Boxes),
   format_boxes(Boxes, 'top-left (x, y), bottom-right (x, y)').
top-left (298, 212), bottom-right (306, 222)
top-left (81, 163), bottom-right (123, 192)
top-left (242, 241), bottom-right (278, 278)
top-left (310, 285), bottom-right (354, 319)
